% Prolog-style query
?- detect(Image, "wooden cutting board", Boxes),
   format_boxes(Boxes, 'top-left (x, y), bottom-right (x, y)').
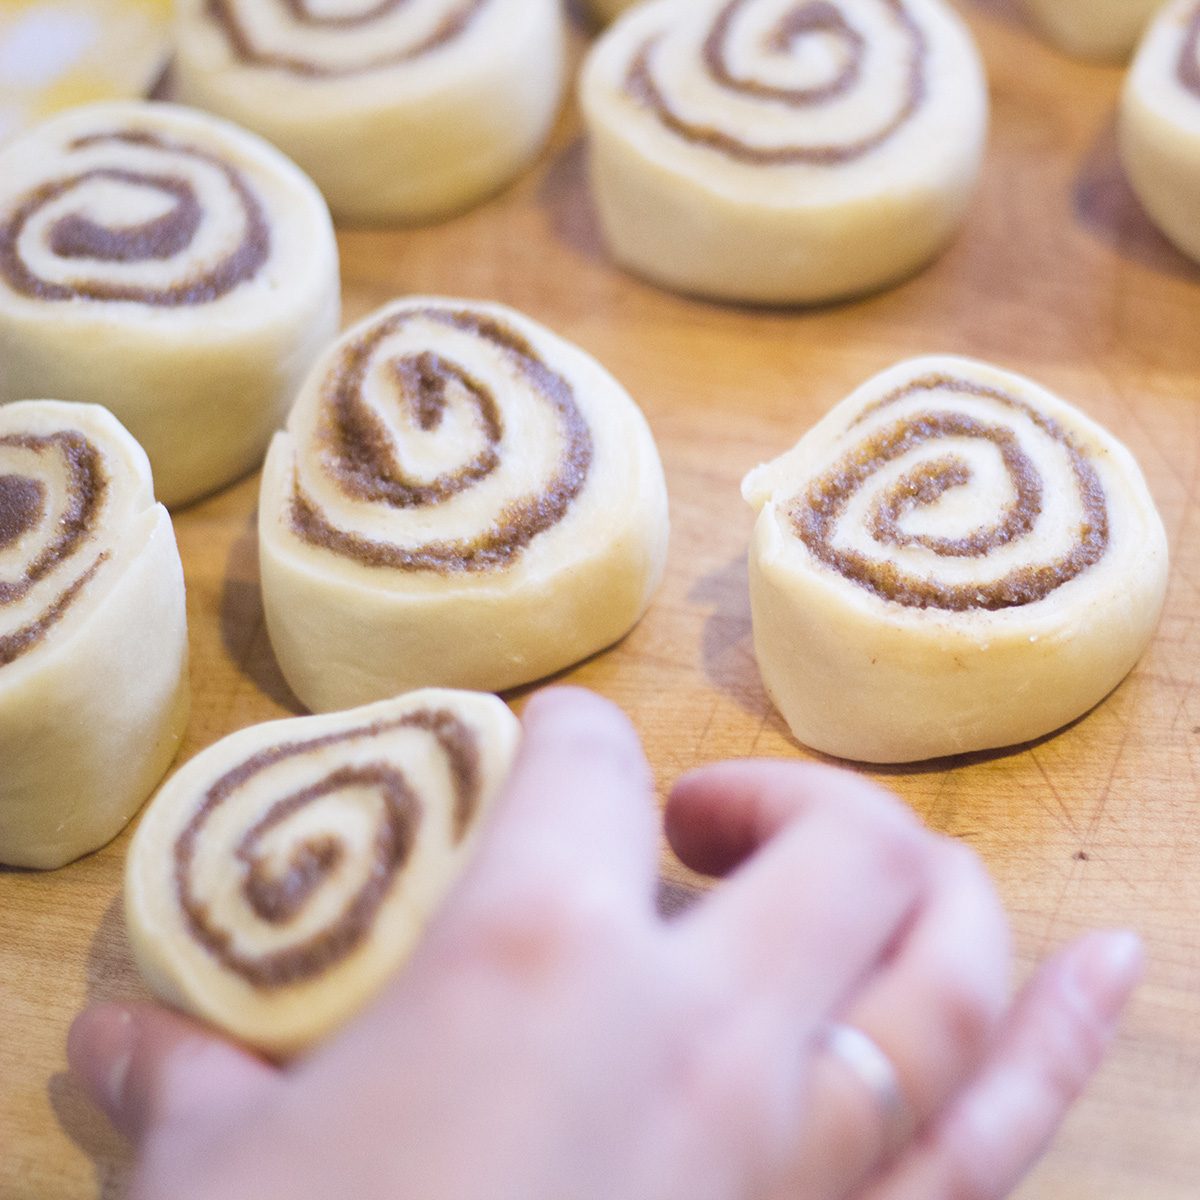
top-left (3, 3), bottom-right (1199, 1196)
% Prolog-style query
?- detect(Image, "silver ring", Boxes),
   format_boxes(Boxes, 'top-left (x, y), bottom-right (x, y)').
top-left (821, 1023), bottom-right (914, 1155)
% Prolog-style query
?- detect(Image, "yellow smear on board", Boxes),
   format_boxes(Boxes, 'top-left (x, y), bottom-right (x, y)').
top-left (0, 0), bottom-right (169, 142)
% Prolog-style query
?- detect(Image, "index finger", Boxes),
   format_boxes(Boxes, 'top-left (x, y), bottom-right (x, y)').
top-left (451, 687), bottom-right (660, 915)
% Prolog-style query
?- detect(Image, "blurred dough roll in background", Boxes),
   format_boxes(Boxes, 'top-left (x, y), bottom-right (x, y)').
top-left (1021, 0), bottom-right (1161, 61)
top-left (579, 0), bottom-right (988, 305)
top-left (1119, 0), bottom-right (1200, 265)
top-left (742, 357), bottom-right (1168, 763)
top-left (0, 0), bottom-right (170, 144)
top-left (258, 297), bottom-right (670, 713)
top-left (0, 400), bottom-right (187, 870)
top-left (0, 101), bottom-right (340, 508)
top-left (173, 0), bottom-right (567, 223)
top-left (126, 689), bottom-right (519, 1056)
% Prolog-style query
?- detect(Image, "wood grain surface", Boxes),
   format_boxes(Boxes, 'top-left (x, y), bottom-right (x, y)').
top-left (3, 2), bottom-right (1200, 1196)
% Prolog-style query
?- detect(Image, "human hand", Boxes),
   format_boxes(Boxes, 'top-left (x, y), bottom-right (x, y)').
top-left (69, 688), bottom-right (1142, 1200)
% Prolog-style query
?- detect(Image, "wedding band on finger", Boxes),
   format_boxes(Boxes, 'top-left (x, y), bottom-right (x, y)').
top-left (820, 1023), bottom-right (916, 1158)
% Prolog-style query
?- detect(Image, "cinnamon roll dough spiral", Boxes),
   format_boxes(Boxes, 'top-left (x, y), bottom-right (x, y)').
top-left (579, 0), bottom-right (988, 304)
top-left (0, 101), bottom-right (339, 509)
top-left (0, 401), bottom-right (188, 869)
top-left (126, 689), bottom-right (518, 1055)
top-left (259, 298), bottom-right (669, 712)
top-left (1119, 1), bottom-right (1200, 266)
top-left (1022, 0), bottom-right (1160, 61)
top-left (742, 357), bottom-right (1168, 763)
top-left (173, 0), bottom-right (566, 224)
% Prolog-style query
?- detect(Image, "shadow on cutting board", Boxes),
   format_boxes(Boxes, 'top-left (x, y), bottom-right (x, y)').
top-left (48, 893), bottom-right (146, 1200)
top-left (1074, 119), bottom-right (1200, 283)
top-left (220, 509), bottom-right (306, 716)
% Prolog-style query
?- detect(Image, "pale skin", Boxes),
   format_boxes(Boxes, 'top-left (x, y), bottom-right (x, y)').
top-left (70, 688), bottom-right (1143, 1200)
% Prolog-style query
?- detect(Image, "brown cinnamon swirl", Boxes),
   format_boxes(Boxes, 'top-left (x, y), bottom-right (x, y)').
top-left (586, 0), bottom-right (640, 21)
top-left (0, 430), bottom-right (107, 668)
top-left (126, 689), bottom-right (519, 1055)
top-left (625, 0), bottom-right (927, 167)
top-left (0, 130), bottom-right (268, 307)
top-left (0, 401), bottom-right (188, 869)
top-left (742, 357), bottom-right (1167, 762)
top-left (205, 0), bottom-right (489, 77)
top-left (580, 0), bottom-right (987, 304)
top-left (0, 101), bottom-right (339, 509)
top-left (174, 0), bottom-right (566, 223)
top-left (258, 298), bottom-right (669, 711)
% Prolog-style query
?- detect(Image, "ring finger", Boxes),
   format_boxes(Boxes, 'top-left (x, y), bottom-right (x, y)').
top-left (667, 762), bottom-right (1011, 1198)
top-left (786, 836), bottom-right (1012, 1199)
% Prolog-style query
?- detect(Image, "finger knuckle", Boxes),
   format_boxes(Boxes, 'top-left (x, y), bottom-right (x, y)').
top-left (934, 842), bottom-right (1010, 1041)
top-left (1041, 1003), bottom-right (1109, 1106)
top-left (936, 838), bottom-right (1003, 917)
top-left (940, 1157), bottom-right (994, 1200)
top-left (939, 967), bottom-right (1006, 1061)
top-left (851, 806), bottom-right (931, 894)
top-left (548, 712), bottom-right (647, 784)
top-left (530, 686), bottom-right (621, 742)
top-left (938, 833), bottom-right (984, 876)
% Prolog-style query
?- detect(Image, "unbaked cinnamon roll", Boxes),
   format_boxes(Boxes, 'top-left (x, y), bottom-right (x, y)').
top-left (258, 298), bottom-right (669, 712)
top-left (579, 0), bottom-right (988, 304)
top-left (742, 357), bottom-right (1168, 762)
top-left (1120, 0), bottom-right (1200, 265)
top-left (126, 689), bottom-right (518, 1055)
top-left (1022, 0), bottom-right (1159, 61)
top-left (0, 101), bottom-right (340, 509)
top-left (0, 401), bottom-right (188, 869)
top-left (173, 0), bottom-right (566, 224)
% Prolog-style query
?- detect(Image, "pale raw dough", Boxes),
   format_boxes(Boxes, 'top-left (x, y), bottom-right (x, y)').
top-left (126, 689), bottom-right (519, 1056)
top-left (259, 297), bottom-right (670, 712)
top-left (0, 101), bottom-right (340, 508)
top-left (174, 0), bottom-right (567, 224)
top-left (0, 401), bottom-right (188, 869)
top-left (579, 0), bottom-right (988, 305)
top-left (1120, 0), bottom-right (1200, 265)
top-left (1022, 0), bottom-right (1160, 61)
top-left (742, 357), bottom-right (1168, 763)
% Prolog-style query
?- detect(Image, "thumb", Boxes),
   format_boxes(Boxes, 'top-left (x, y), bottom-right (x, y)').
top-left (68, 1002), bottom-right (280, 1147)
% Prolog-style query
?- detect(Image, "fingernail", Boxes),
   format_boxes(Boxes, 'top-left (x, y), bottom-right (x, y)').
top-left (1070, 930), bottom-right (1144, 1024)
